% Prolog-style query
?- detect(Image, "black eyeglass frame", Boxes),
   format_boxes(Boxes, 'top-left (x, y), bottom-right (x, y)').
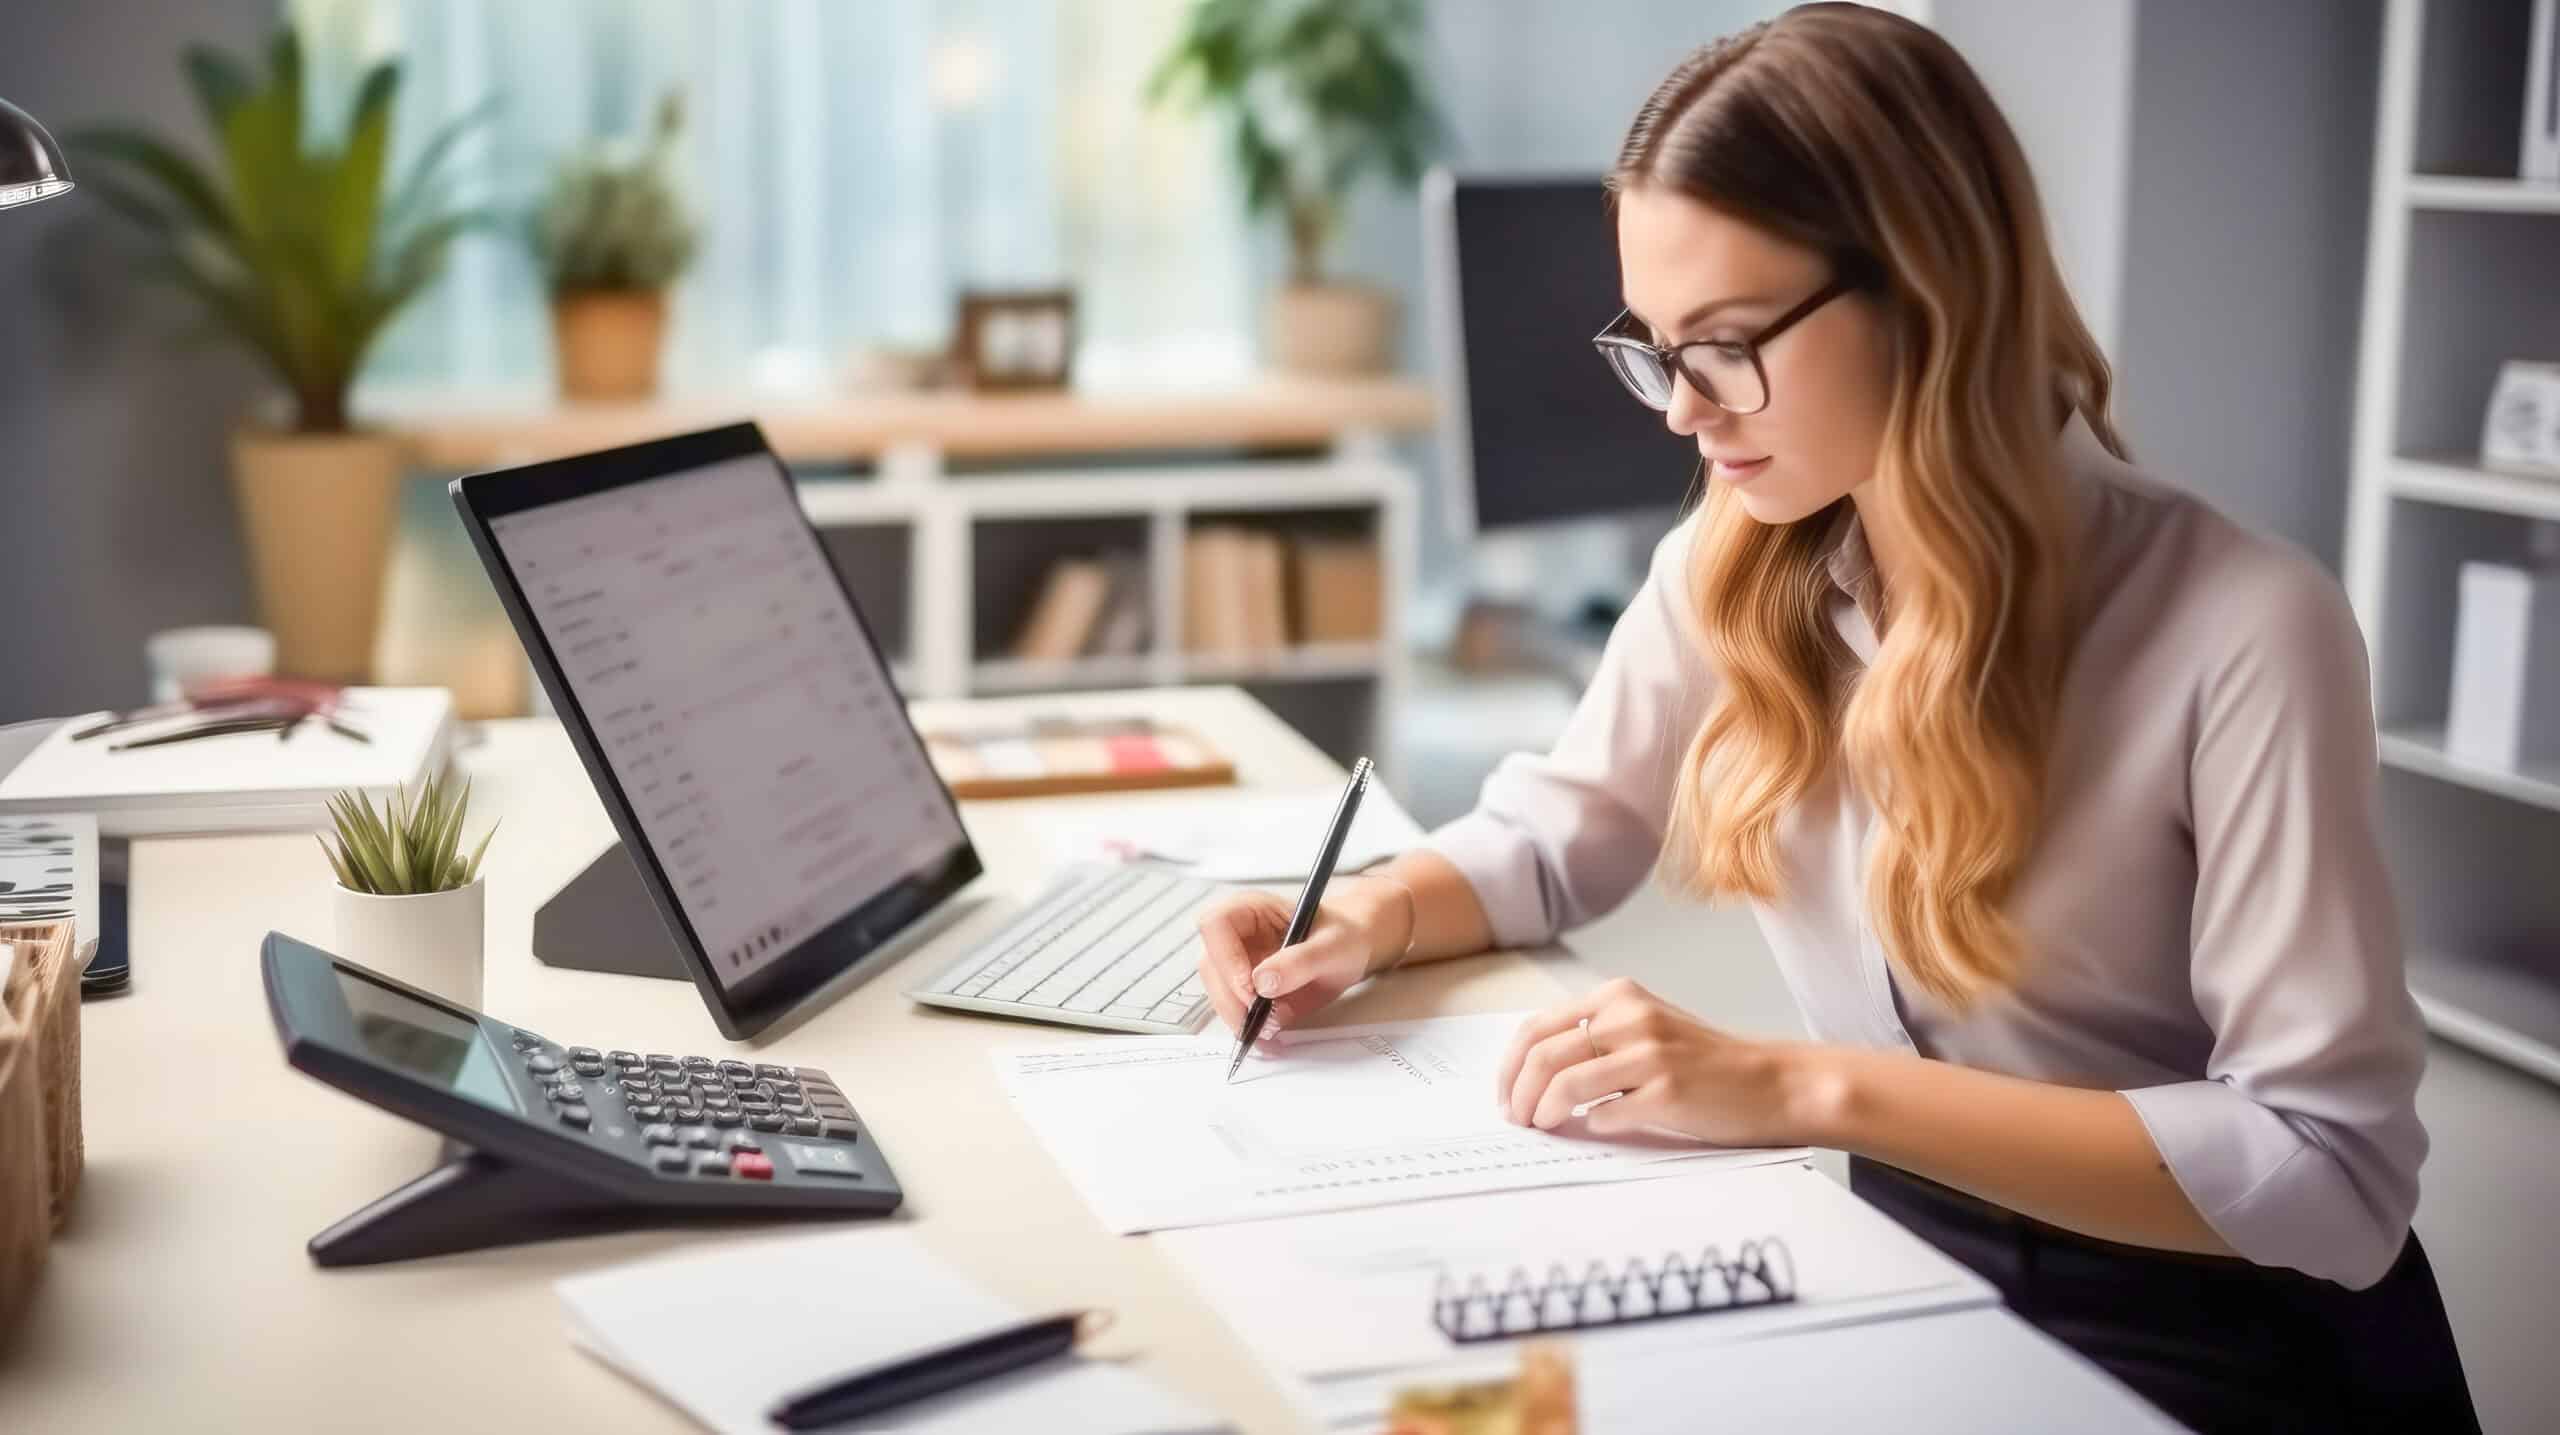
top-left (1591, 266), bottom-right (1870, 416)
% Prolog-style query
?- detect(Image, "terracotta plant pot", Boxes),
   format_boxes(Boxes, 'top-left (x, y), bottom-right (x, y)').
top-left (1267, 281), bottom-right (1399, 376)
top-left (228, 428), bottom-right (404, 684)
top-left (551, 289), bottom-right (669, 400)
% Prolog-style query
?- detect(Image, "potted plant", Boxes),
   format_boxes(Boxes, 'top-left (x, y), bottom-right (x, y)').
top-left (532, 92), bottom-right (697, 401)
top-left (1149, 0), bottom-right (1443, 376)
top-left (69, 29), bottom-right (491, 684)
top-left (319, 772), bottom-right (497, 1008)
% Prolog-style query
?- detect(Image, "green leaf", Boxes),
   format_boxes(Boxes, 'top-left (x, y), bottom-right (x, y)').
top-left (135, 253), bottom-right (296, 391)
top-left (217, 71), bottom-right (299, 260)
top-left (317, 833), bottom-right (358, 892)
top-left (328, 794), bottom-right (389, 893)
top-left (325, 62), bottom-right (399, 293)
top-left (61, 128), bottom-right (237, 239)
top-left (268, 27), bottom-right (305, 156)
top-left (462, 819), bottom-right (498, 886)
top-left (181, 46), bottom-right (256, 133)
top-left (384, 96), bottom-right (497, 236)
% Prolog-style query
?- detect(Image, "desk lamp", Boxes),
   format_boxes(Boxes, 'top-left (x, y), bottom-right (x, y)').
top-left (0, 96), bottom-right (75, 210)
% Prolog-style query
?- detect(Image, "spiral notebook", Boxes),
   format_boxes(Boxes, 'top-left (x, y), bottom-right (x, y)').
top-left (1430, 1236), bottom-right (1797, 1342)
top-left (1155, 1162), bottom-right (2002, 1422)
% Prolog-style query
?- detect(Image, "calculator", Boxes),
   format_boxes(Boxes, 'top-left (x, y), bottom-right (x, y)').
top-left (261, 931), bottom-right (902, 1266)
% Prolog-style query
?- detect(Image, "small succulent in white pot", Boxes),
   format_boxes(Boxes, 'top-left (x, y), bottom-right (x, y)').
top-left (321, 772), bottom-right (497, 1007)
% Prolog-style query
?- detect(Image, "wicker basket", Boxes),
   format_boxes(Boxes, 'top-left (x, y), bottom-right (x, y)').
top-left (0, 922), bottom-right (81, 1227)
top-left (0, 938), bottom-right (52, 1344)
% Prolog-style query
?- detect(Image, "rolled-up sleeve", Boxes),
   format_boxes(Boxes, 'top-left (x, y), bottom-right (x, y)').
top-left (2120, 559), bottom-right (2429, 1289)
top-left (1423, 516), bottom-right (1720, 949)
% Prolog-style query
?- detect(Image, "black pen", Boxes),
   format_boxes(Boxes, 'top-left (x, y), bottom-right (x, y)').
top-left (766, 1310), bottom-right (1112, 1429)
top-left (1227, 756), bottom-right (1373, 1082)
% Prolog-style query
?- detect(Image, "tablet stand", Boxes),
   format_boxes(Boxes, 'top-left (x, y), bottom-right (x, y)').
top-left (532, 842), bottom-right (689, 980)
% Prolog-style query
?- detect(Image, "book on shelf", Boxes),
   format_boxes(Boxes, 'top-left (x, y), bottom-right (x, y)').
top-left (1084, 552), bottom-right (1152, 658)
top-left (1183, 526), bottom-right (1250, 656)
top-left (1185, 525), bottom-right (1300, 657)
top-left (1244, 529), bottom-right (1289, 650)
top-left (1009, 557), bottom-right (1113, 662)
top-left (1290, 536), bottom-right (1383, 644)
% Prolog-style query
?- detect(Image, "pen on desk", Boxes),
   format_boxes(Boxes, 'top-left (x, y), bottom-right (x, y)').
top-left (766, 1310), bottom-right (1113, 1430)
top-left (1226, 756), bottom-right (1373, 1082)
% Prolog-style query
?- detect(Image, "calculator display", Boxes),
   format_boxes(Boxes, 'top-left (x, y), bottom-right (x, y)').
top-left (333, 967), bottom-right (519, 1113)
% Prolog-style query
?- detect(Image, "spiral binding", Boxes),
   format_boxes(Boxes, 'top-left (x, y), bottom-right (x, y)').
top-left (1429, 1236), bottom-right (1797, 1343)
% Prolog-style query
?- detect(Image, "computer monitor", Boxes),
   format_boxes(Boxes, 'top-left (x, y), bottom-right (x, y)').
top-left (450, 424), bottom-right (982, 1040)
top-left (1422, 171), bottom-right (1697, 534)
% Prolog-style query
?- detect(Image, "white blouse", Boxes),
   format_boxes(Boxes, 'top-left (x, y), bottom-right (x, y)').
top-left (1424, 417), bottom-right (2428, 1289)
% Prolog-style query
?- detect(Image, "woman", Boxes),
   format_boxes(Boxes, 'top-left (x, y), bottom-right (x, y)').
top-left (1194, 6), bottom-right (2477, 1431)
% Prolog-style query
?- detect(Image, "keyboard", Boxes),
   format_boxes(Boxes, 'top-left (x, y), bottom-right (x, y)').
top-left (909, 863), bottom-right (1223, 1033)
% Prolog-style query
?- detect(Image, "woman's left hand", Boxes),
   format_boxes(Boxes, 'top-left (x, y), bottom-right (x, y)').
top-left (1496, 977), bottom-right (1804, 1147)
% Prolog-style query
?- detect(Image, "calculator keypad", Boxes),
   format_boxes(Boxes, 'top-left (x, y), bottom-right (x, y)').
top-left (508, 1033), bottom-right (861, 1182)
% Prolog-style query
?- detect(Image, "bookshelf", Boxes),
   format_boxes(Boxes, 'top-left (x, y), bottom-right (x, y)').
top-left (2345, 0), bottom-right (2560, 1085)
top-left (790, 454), bottom-right (1414, 765)
top-left (363, 380), bottom-right (1426, 763)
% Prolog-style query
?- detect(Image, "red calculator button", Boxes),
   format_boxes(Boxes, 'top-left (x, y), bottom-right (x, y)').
top-left (732, 1152), bottom-right (775, 1181)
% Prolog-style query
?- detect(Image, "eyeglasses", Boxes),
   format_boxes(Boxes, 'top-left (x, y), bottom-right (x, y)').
top-left (1591, 271), bottom-right (1865, 416)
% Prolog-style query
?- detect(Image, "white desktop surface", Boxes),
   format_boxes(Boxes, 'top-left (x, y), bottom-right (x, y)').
top-left (5, 686), bottom-right (2172, 1432)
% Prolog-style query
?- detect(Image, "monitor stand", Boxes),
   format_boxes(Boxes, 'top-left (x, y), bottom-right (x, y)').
top-left (532, 841), bottom-right (689, 981)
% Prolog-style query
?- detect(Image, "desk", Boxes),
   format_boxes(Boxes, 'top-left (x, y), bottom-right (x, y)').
top-left (4, 687), bottom-right (1564, 1431)
top-left (8, 686), bottom-right (2176, 1433)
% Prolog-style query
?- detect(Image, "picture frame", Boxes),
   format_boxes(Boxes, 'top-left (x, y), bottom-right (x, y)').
top-left (952, 288), bottom-right (1077, 392)
top-left (2482, 360), bottom-right (2560, 478)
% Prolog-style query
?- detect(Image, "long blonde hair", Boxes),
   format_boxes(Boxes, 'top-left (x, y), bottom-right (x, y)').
top-left (1617, 4), bottom-right (2125, 1007)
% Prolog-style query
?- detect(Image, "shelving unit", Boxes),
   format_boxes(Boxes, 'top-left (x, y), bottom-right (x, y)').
top-left (791, 454), bottom-right (1415, 765)
top-left (2345, 0), bottom-right (2560, 1085)
top-left (363, 379), bottom-right (1429, 761)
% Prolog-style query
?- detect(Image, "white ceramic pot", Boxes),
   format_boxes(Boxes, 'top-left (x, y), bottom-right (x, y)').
top-left (332, 879), bottom-right (485, 1009)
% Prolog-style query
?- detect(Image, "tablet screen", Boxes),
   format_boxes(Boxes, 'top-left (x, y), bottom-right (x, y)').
top-left (478, 445), bottom-right (972, 1005)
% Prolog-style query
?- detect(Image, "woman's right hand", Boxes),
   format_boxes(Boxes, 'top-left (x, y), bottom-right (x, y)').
top-left (1195, 877), bottom-right (1404, 1039)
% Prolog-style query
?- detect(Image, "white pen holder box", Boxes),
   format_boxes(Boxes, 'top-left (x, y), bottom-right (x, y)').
top-left (2446, 558), bottom-right (2560, 771)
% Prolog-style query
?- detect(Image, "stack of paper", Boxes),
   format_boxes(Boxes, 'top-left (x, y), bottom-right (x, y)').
top-left (0, 688), bottom-right (455, 837)
top-left (559, 1228), bottom-right (1227, 1435)
top-left (992, 1012), bottom-right (1806, 1234)
top-left (0, 813), bottom-right (96, 945)
top-left (1151, 1163), bottom-right (2000, 1428)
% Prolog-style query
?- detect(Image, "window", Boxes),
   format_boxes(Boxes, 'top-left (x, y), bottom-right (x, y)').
top-left (294, 0), bottom-right (1253, 397)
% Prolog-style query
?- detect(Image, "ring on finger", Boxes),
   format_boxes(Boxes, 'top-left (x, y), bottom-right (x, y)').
top-left (1579, 1016), bottom-right (1603, 1063)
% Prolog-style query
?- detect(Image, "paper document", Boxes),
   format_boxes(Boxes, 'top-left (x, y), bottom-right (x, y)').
top-left (558, 1228), bottom-right (1225, 1435)
top-left (1044, 785), bottom-right (1426, 883)
top-left (1578, 1306), bottom-right (2186, 1434)
top-left (1156, 1162), bottom-right (1997, 1386)
top-left (994, 1012), bottom-right (1805, 1234)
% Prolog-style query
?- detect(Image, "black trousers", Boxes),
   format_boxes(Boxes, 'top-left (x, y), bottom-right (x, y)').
top-left (1849, 1158), bottom-right (2479, 1435)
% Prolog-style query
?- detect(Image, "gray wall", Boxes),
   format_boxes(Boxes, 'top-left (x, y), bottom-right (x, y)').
top-left (0, 0), bottom-right (277, 723)
top-left (2115, 0), bottom-right (2382, 569)
top-left (1930, 0), bottom-right (2139, 356)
